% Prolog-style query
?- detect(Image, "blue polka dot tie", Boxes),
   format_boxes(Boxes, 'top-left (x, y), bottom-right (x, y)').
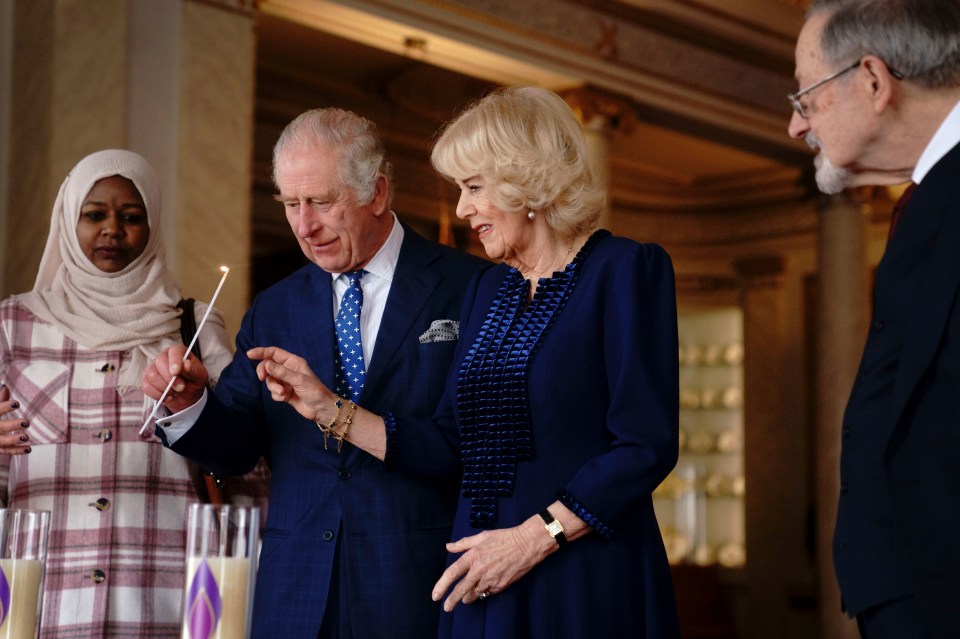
top-left (335, 270), bottom-right (366, 402)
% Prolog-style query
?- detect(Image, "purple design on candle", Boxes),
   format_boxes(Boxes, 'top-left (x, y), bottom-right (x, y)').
top-left (186, 558), bottom-right (222, 639)
top-left (0, 564), bottom-right (9, 628)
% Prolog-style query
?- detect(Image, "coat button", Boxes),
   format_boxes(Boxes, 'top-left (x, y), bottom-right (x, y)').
top-left (322, 530), bottom-right (334, 541)
top-left (841, 482), bottom-right (849, 494)
top-left (842, 428), bottom-right (851, 438)
top-left (93, 498), bottom-right (111, 512)
top-left (873, 319), bottom-right (885, 331)
top-left (338, 470), bottom-right (351, 480)
top-left (98, 429), bottom-right (112, 443)
top-left (91, 570), bottom-right (106, 583)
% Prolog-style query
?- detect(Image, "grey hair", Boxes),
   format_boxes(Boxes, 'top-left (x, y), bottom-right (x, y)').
top-left (272, 108), bottom-right (394, 205)
top-left (809, 0), bottom-right (960, 89)
top-left (431, 86), bottom-right (605, 240)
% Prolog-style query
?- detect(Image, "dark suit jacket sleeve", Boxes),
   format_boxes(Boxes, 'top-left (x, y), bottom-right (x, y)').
top-left (168, 300), bottom-right (271, 477)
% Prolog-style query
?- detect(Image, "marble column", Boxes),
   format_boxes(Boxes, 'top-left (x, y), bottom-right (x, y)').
top-left (731, 254), bottom-right (789, 638)
top-left (3, 0), bottom-right (254, 332)
top-left (561, 87), bottom-right (636, 233)
top-left (814, 193), bottom-right (866, 639)
top-left (171, 0), bottom-right (255, 334)
top-left (583, 114), bottom-right (613, 232)
top-left (0, 0), bottom-right (12, 291)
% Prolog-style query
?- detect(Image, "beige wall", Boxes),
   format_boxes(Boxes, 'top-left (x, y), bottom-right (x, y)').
top-left (0, 0), bottom-right (11, 291)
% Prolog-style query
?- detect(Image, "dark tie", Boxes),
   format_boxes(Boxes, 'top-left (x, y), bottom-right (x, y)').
top-left (334, 270), bottom-right (366, 402)
top-left (887, 182), bottom-right (917, 241)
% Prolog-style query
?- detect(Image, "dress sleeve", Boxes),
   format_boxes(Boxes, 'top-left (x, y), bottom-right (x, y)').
top-left (559, 243), bottom-right (679, 538)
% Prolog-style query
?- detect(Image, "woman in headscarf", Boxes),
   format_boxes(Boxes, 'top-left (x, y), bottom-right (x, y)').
top-left (0, 149), bottom-right (237, 637)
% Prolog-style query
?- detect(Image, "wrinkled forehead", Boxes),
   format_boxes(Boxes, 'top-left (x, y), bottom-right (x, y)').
top-left (794, 12), bottom-right (830, 83)
top-left (276, 142), bottom-right (341, 177)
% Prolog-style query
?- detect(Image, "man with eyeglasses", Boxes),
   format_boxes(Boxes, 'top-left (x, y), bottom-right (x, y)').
top-left (788, 1), bottom-right (960, 638)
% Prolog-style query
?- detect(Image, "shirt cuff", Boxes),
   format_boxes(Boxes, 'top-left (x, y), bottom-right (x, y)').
top-left (155, 389), bottom-right (208, 445)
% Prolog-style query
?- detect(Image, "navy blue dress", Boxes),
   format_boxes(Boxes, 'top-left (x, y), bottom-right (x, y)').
top-left (437, 231), bottom-right (681, 639)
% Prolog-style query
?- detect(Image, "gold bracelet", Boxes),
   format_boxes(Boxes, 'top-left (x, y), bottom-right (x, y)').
top-left (316, 399), bottom-right (343, 450)
top-left (335, 400), bottom-right (358, 454)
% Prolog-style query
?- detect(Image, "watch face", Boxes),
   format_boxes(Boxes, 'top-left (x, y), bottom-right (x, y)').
top-left (546, 520), bottom-right (564, 537)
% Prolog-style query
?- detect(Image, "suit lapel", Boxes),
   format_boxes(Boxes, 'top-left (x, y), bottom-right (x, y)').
top-left (363, 229), bottom-right (441, 399)
top-left (884, 143), bottom-right (960, 439)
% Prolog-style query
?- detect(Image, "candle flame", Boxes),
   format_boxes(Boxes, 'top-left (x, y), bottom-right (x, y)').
top-left (219, 266), bottom-right (229, 273)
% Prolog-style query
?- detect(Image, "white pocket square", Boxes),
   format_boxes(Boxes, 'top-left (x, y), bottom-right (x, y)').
top-left (419, 319), bottom-right (460, 344)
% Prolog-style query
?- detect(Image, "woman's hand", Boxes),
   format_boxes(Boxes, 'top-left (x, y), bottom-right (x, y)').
top-left (432, 516), bottom-right (556, 612)
top-left (246, 347), bottom-right (339, 423)
top-left (0, 385), bottom-right (30, 455)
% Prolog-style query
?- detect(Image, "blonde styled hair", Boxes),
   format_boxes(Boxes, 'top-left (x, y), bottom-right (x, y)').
top-left (431, 86), bottom-right (605, 239)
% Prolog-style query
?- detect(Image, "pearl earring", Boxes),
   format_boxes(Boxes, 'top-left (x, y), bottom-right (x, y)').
top-left (527, 210), bottom-right (536, 220)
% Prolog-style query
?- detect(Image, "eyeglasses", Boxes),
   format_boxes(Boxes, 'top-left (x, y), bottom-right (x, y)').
top-left (788, 60), bottom-right (862, 119)
top-left (788, 59), bottom-right (905, 119)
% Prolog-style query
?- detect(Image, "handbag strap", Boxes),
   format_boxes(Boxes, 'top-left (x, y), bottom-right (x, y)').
top-left (175, 298), bottom-right (203, 361)
top-left (176, 298), bottom-right (223, 504)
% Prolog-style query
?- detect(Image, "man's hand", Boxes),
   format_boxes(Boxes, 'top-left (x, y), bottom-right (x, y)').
top-left (141, 345), bottom-right (210, 414)
top-left (247, 346), bottom-right (339, 424)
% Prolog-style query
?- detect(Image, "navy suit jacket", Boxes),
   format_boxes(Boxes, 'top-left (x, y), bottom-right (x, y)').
top-left (835, 140), bottom-right (960, 637)
top-left (170, 227), bottom-right (486, 638)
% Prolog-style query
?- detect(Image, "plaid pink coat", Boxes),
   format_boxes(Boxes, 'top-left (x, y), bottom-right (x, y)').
top-left (0, 297), bottom-right (241, 638)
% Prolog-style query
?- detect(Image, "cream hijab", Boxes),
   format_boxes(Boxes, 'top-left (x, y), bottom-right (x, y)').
top-left (20, 149), bottom-right (205, 394)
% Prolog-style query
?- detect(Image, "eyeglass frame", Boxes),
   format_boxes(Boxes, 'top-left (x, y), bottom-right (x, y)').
top-left (788, 58), bottom-right (904, 119)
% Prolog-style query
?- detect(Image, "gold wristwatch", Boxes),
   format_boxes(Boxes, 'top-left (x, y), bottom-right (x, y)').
top-left (538, 509), bottom-right (567, 547)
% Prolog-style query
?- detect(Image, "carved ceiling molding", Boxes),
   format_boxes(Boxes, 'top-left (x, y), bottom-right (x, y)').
top-left (732, 254), bottom-right (787, 291)
top-left (675, 273), bottom-right (740, 298)
top-left (431, 0), bottom-right (797, 143)
top-left (614, 199), bottom-right (818, 247)
top-left (561, 86), bottom-right (638, 133)
top-left (191, 0), bottom-right (257, 16)
top-left (610, 161), bottom-right (805, 212)
top-left (568, 0), bottom-right (799, 71)
top-left (261, 0), bottom-right (807, 160)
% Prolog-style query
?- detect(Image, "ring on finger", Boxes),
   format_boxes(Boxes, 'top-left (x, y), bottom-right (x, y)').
top-left (474, 587), bottom-right (490, 599)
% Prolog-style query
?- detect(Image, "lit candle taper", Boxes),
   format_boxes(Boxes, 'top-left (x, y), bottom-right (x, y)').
top-left (139, 266), bottom-right (230, 435)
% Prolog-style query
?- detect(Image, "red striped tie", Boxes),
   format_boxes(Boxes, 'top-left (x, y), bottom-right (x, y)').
top-left (887, 182), bottom-right (917, 241)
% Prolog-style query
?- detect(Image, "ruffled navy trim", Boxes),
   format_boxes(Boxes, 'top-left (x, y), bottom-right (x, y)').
top-left (558, 489), bottom-right (612, 539)
top-left (378, 411), bottom-right (398, 472)
top-left (457, 231), bottom-right (608, 529)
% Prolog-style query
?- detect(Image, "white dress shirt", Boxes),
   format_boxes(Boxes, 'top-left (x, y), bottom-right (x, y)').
top-left (913, 97), bottom-right (960, 184)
